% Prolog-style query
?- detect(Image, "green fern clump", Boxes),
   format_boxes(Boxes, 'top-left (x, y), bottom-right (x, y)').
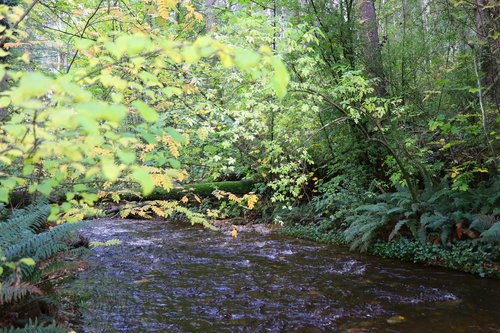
top-left (344, 202), bottom-right (398, 252)
top-left (341, 179), bottom-right (500, 253)
top-left (0, 320), bottom-right (69, 333)
top-left (480, 222), bottom-right (500, 243)
top-left (0, 200), bottom-right (86, 331)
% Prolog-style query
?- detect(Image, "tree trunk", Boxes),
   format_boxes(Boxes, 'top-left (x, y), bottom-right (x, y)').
top-left (205, 0), bottom-right (216, 33)
top-left (358, 0), bottom-right (387, 96)
top-left (474, 0), bottom-right (499, 105)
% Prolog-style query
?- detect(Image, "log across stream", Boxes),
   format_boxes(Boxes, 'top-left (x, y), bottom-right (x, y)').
top-left (67, 219), bottom-right (500, 332)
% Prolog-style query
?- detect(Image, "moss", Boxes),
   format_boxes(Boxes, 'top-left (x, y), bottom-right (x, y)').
top-left (138, 180), bottom-right (256, 200)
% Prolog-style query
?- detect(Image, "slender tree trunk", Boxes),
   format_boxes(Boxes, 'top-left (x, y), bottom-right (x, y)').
top-left (357, 0), bottom-right (387, 96)
top-left (474, 0), bottom-right (499, 105)
top-left (205, 0), bottom-right (216, 33)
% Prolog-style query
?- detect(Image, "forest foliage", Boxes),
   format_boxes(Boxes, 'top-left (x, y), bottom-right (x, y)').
top-left (0, 0), bottom-right (498, 330)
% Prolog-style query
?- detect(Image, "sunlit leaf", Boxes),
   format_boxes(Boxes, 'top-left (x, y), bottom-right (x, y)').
top-left (18, 258), bottom-right (36, 266)
top-left (271, 57), bottom-right (290, 99)
top-left (166, 127), bottom-right (186, 144)
top-left (102, 159), bottom-right (120, 181)
top-left (132, 100), bottom-right (159, 122)
top-left (132, 168), bottom-right (155, 195)
top-left (234, 48), bottom-right (261, 69)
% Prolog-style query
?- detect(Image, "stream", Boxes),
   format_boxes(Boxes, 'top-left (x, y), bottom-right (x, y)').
top-left (68, 219), bottom-right (500, 332)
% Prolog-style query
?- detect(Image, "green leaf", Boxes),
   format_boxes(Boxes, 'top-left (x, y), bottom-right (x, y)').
top-left (108, 34), bottom-right (152, 58)
top-left (234, 48), bottom-right (261, 69)
top-left (0, 96), bottom-right (10, 107)
top-left (117, 149), bottom-right (136, 164)
top-left (182, 45), bottom-right (200, 64)
top-left (73, 184), bottom-right (88, 192)
top-left (166, 127), bottom-right (186, 144)
top-left (140, 133), bottom-right (157, 144)
top-left (162, 87), bottom-right (183, 98)
top-left (19, 258), bottom-right (36, 266)
top-left (38, 179), bottom-right (56, 196)
top-left (105, 104), bottom-right (128, 123)
top-left (22, 164), bottom-right (35, 176)
top-left (132, 168), bottom-right (155, 195)
top-left (60, 202), bottom-right (72, 211)
top-left (132, 100), bottom-right (159, 122)
top-left (13, 73), bottom-right (53, 100)
top-left (138, 71), bottom-right (162, 87)
top-left (75, 38), bottom-right (94, 50)
top-left (0, 188), bottom-right (8, 203)
top-left (102, 159), bottom-right (120, 181)
top-left (271, 56), bottom-right (290, 99)
top-left (81, 192), bottom-right (99, 205)
top-left (169, 158), bottom-right (181, 169)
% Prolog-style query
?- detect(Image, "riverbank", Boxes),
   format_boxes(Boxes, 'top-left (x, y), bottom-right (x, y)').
top-left (204, 216), bottom-right (499, 278)
top-left (277, 223), bottom-right (500, 279)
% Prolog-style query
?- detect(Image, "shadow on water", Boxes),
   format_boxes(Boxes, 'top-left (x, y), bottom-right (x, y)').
top-left (68, 219), bottom-right (500, 332)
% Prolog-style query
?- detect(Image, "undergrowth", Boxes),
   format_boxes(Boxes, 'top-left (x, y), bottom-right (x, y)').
top-left (277, 179), bottom-right (500, 278)
top-left (280, 224), bottom-right (499, 278)
top-left (0, 200), bottom-right (87, 332)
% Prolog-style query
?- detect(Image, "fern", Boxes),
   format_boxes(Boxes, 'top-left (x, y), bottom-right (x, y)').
top-left (418, 212), bottom-right (449, 243)
top-left (39, 260), bottom-right (80, 279)
top-left (0, 201), bottom-right (50, 249)
top-left (0, 283), bottom-right (42, 305)
top-left (470, 215), bottom-right (496, 233)
top-left (0, 320), bottom-right (69, 333)
top-left (388, 219), bottom-right (417, 241)
top-left (0, 202), bottom-right (87, 331)
top-left (4, 222), bottom-right (83, 262)
top-left (480, 222), bottom-right (500, 243)
top-left (354, 203), bottom-right (389, 214)
top-left (344, 205), bottom-right (389, 252)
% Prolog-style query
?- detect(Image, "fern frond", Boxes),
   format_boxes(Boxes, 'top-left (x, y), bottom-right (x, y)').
top-left (420, 212), bottom-right (448, 230)
top-left (0, 282), bottom-right (42, 305)
top-left (0, 201), bottom-right (50, 249)
top-left (470, 215), bottom-right (495, 233)
top-left (0, 319), bottom-right (68, 333)
top-left (40, 260), bottom-right (79, 278)
top-left (355, 203), bottom-right (389, 214)
top-left (344, 216), bottom-right (386, 252)
top-left (480, 222), bottom-right (500, 243)
top-left (389, 219), bottom-right (408, 241)
top-left (4, 222), bottom-right (83, 262)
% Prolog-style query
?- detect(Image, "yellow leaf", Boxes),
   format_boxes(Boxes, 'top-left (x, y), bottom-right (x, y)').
top-left (231, 226), bottom-right (238, 238)
top-left (20, 51), bottom-right (30, 64)
top-left (387, 315), bottom-right (405, 324)
top-left (158, 0), bottom-right (178, 20)
top-left (193, 12), bottom-right (203, 22)
top-left (181, 196), bottom-right (189, 203)
top-left (244, 194), bottom-right (258, 209)
top-left (206, 209), bottom-right (218, 217)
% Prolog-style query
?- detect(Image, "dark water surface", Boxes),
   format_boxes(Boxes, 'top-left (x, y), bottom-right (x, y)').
top-left (69, 219), bottom-right (500, 332)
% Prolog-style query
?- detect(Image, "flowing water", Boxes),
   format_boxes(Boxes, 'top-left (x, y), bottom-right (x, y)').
top-left (68, 219), bottom-right (500, 332)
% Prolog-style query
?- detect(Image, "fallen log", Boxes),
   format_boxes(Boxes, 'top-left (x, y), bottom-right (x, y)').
top-left (121, 180), bottom-right (256, 201)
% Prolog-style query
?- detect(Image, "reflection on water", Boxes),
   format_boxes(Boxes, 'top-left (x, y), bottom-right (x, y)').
top-left (68, 219), bottom-right (500, 332)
